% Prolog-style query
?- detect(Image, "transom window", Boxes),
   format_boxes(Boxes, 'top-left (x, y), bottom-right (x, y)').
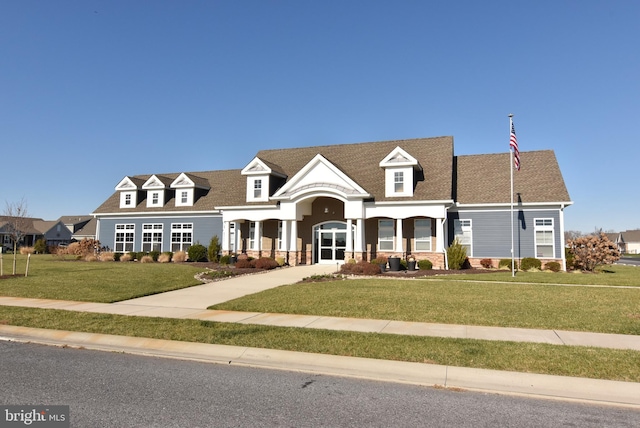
top-left (535, 218), bottom-right (554, 258)
top-left (414, 219), bottom-right (432, 251)
top-left (142, 224), bottom-right (163, 252)
top-left (378, 219), bottom-right (394, 251)
top-left (171, 223), bottom-right (193, 252)
top-left (115, 224), bottom-right (135, 252)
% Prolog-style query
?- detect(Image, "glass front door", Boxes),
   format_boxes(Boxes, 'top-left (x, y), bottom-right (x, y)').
top-left (315, 222), bottom-right (349, 264)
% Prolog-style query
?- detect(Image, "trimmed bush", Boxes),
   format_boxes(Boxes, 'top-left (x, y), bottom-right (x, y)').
top-left (99, 252), bottom-right (115, 262)
top-left (275, 257), bottom-right (285, 266)
top-left (340, 261), bottom-right (381, 275)
top-left (148, 251), bottom-right (160, 262)
top-left (140, 255), bottom-right (154, 263)
top-left (480, 258), bottom-right (493, 269)
top-left (19, 246), bottom-right (35, 255)
top-left (219, 255), bottom-right (231, 265)
top-left (545, 261), bottom-right (562, 272)
top-left (447, 239), bottom-right (468, 270)
top-left (120, 253), bottom-right (132, 262)
top-left (418, 259), bottom-right (433, 270)
top-left (188, 244), bottom-right (208, 262)
top-left (520, 257), bottom-right (542, 271)
top-left (172, 251), bottom-right (187, 263)
top-left (235, 258), bottom-right (252, 269)
top-left (84, 254), bottom-right (98, 262)
top-left (254, 257), bottom-right (279, 270)
top-left (113, 252), bottom-right (122, 262)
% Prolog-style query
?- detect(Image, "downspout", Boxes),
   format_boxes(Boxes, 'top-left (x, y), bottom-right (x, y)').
top-left (559, 203), bottom-right (567, 271)
top-left (443, 216), bottom-right (449, 270)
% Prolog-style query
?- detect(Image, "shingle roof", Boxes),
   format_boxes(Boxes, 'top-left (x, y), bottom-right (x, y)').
top-left (621, 230), bottom-right (640, 243)
top-left (455, 150), bottom-right (571, 204)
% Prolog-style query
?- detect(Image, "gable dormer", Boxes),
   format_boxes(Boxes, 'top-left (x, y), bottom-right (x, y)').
top-left (379, 147), bottom-right (422, 197)
top-left (170, 173), bottom-right (210, 207)
top-left (241, 157), bottom-right (286, 202)
top-left (115, 176), bottom-right (142, 208)
top-left (142, 175), bottom-right (171, 208)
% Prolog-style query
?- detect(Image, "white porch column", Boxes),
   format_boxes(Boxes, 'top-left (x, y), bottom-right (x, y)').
top-left (345, 219), bottom-right (353, 255)
top-left (435, 218), bottom-right (444, 252)
top-left (222, 221), bottom-right (229, 252)
top-left (355, 218), bottom-right (364, 253)
top-left (254, 221), bottom-right (262, 251)
top-left (395, 218), bottom-right (404, 253)
top-left (280, 220), bottom-right (288, 252)
top-left (289, 220), bottom-right (298, 252)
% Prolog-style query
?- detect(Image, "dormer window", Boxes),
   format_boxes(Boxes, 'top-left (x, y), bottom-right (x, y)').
top-left (180, 191), bottom-right (188, 204)
top-left (379, 147), bottom-right (422, 198)
top-left (170, 173), bottom-right (210, 207)
top-left (394, 172), bottom-right (404, 193)
top-left (151, 192), bottom-right (159, 205)
top-left (254, 179), bottom-right (262, 199)
top-left (143, 175), bottom-right (170, 208)
top-left (115, 176), bottom-right (141, 208)
top-left (125, 194), bottom-right (132, 206)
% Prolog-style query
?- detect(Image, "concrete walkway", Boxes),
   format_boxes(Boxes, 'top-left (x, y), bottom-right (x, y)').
top-left (1, 265), bottom-right (640, 407)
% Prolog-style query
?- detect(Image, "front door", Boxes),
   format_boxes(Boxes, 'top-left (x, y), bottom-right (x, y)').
top-left (314, 222), bottom-right (349, 264)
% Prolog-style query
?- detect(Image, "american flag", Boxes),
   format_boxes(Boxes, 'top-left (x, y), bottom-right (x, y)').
top-left (510, 117), bottom-right (520, 170)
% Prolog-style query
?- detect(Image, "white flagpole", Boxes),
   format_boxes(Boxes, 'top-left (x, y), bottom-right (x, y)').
top-left (509, 114), bottom-right (515, 277)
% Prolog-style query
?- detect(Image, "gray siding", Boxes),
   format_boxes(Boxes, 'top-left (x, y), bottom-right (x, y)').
top-left (97, 215), bottom-right (222, 253)
top-left (448, 209), bottom-right (562, 259)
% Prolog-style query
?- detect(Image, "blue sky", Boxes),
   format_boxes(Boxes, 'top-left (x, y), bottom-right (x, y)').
top-left (2, 1), bottom-right (638, 233)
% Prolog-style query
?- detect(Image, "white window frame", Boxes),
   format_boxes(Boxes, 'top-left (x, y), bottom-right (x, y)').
top-left (277, 221), bottom-right (284, 251)
top-left (180, 191), bottom-right (188, 204)
top-left (534, 218), bottom-right (555, 258)
top-left (378, 219), bottom-right (394, 251)
top-left (253, 179), bottom-right (262, 199)
top-left (248, 222), bottom-right (256, 250)
top-left (115, 224), bottom-right (135, 252)
top-left (171, 223), bottom-right (193, 252)
top-left (414, 219), bottom-right (432, 251)
top-left (142, 224), bottom-right (163, 252)
top-left (394, 171), bottom-right (404, 193)
top-left (453, 219), bottom-right (472, 256)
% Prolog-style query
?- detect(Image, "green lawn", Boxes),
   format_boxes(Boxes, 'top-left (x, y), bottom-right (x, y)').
top-left (0, 254), bottom-right (204, 302)
top-left (1, 305), bottom-right (639, 383)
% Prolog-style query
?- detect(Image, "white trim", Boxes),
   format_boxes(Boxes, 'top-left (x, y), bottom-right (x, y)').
top-left (379, 146), bottom-right (420, 168)
top-left (454, 201), bottom-right (573, 208)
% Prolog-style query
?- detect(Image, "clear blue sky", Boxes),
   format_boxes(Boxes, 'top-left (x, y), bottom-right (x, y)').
top-left (2, 1), bottom-right (638, 234)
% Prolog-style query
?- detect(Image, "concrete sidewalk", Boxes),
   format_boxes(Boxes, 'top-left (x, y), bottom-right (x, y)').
top-left (1, 264), bottom-right (640, 407)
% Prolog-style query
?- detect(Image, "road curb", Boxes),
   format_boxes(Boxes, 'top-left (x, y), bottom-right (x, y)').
top-left (1, 325), bottom-right (640, 409)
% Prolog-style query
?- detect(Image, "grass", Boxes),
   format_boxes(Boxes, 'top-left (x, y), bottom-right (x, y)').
top-left (1, 305), bottom-right (640, 382)
top-left (211, 276), bottom-right (640, 335)
top-left (0, 254), bottom-right (204, 302)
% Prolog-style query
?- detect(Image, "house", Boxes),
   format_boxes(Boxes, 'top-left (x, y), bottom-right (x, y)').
top-left (615, 230), bottom-right (640, 254)
top-left (93, 136), bottom-right (572, 269)
top-left (58, 216), bottom-right (97, 242)
top-left (0, 216), bottom-right (72, 251)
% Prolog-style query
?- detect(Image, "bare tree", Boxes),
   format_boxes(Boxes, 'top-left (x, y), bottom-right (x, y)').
top-left (564, 230), bottom-right (583, 242)
top-left (3, 198), bottom-right (30, 274)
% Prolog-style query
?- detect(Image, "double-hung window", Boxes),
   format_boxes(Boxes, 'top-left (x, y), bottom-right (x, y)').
top-left (378, 220), bottom-right (394, 251)
top-left (535, 218), bottom-right (554, 258)
top-left (115, 224), bottom-right (135, 252)
top-left (394, 172), bottom-right (404, 193)
top-left (253, 180), bottom-right (262, 199)
top-left (142, 224), bottom-right (163, 252)
top-left (453, 219), bottom-right (472, 256)
top-left (171, 223), bottom-right (193, 252)
top-left (414, 219), bottom-right (432, 251)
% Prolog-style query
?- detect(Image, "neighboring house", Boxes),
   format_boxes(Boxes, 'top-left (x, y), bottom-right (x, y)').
top-left (618, 230), bottom-right (640, 254)
top-left (93, 136), bottom-right (572, 269)
top-left (59, 215), bottom-right (97, 242)
top-left (0, 216), bottom-right (72, 250)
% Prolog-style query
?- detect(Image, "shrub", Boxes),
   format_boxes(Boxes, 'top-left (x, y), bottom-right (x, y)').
top-left (567, 232), bottom-right (621, 272)
top-left (158, 253), bottom-right (172, 263)
top-left (254, 257), bottom-right (279, 270)
top-left (418, 259), bottom-right (433, 270)
top-left (362, 262), bottom-right (382, 275)
top-left (447, 239), bottom-right (468, 270)
top-left (34, 239), bottom-right (47, 254)
top-left (371, 256), bottom-right (388, 264)
top-left (140, 255), bottom-right (154, 263)
top-left (148, 251), bottom-right (160, 262)
top-left (126, 252), bottom-right (137, 261)
top-left (20, 246), bottom-right (35, 255)
top-left (565, 248), bottom-right (575, 270)
top-left (187, 244), bottom-right (207, 262)
top-left (545, 261), bottom-right (562, 272)
top-left (219, 255), bottom-right (231, 264)
top-left (480, 258), bottom-right (493, 269)
top-left (67, 242), bottom-right (81, 256)
top-left (84, 254), bottom-right (98, 262)
top-left (99, 252), bottom-right (115, 262)
top-left (172, 251), bottom-right (187, 263)
top-left (275, 257), bottom-right (285, 266)
top-left (120, 253), bottom-right (132, 262)
top-left (520, 257), bottom-right (542, 271)
top-left (498, 259), bottom-right (518, 270)
top-left (113, 252), bottom-right (122, 261)
top-left (235, 258), bottom-right (253, 269)
top-left (207, 235), bottom-right (221, 263)
top-left (341, 261), bottom-right (381, 275)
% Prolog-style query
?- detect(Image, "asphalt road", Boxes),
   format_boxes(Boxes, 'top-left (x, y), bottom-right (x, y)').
top-left (617, 257), bottom-right (640, 267)
top-left (1, 341), bottom-right (638, 427)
